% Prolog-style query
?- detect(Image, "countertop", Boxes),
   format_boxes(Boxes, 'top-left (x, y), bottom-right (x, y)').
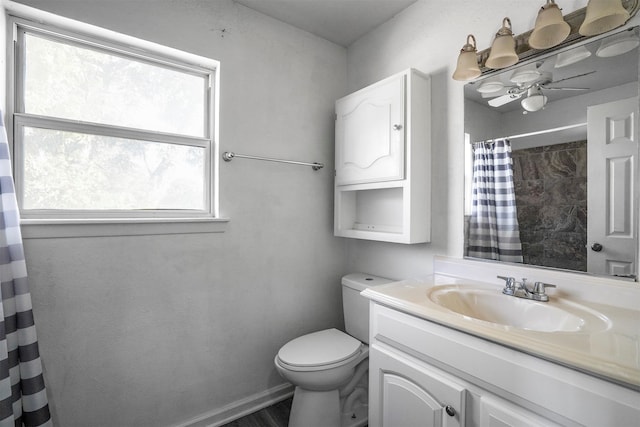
top-left (362, 274), bottom-right (640, 391)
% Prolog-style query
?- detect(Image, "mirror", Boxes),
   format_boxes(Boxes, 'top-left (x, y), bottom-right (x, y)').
top-left (464, 26), bottom-right (639, 280)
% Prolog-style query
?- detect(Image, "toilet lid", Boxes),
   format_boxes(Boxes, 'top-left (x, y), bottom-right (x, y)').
top-left (277, 328), bottom-right (362, 367)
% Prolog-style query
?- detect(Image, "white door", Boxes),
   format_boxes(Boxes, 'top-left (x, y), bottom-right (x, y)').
top-left (587, 97), bottom-right (639, 277)
top-left (335, 73), bottom-right (405, 185)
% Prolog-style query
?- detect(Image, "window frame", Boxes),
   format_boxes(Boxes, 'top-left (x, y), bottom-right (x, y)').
top-left (7, 14), bottom-right (222, 225)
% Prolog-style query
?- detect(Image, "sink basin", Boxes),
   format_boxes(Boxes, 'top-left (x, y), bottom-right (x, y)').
top-left (428, 285), bottom-right (611, 333)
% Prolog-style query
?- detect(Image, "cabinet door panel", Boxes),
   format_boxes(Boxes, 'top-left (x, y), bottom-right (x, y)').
top-left (370, 343), bottom-right (465, 427)
top-left (381, 372), bottom-right (443, 427)
top-left (480, 395), bottom-right (562, 427)
top-left (335, 74), bottom-right (405, 185)
top-left (343, 102), bottom-right (392, 168)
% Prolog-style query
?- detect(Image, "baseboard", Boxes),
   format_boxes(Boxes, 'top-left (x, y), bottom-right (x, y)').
top-left (174, 383), bottom-right (295, 427)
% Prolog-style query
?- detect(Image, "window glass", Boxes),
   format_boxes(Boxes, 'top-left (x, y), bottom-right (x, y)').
top-left (24, 33), bottom-right (207, 137)
top-left (21, 127), bottom-right (206, 210)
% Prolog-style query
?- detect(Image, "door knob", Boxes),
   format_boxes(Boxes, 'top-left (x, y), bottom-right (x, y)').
top-left (591, 242), bottom-right (603, 252)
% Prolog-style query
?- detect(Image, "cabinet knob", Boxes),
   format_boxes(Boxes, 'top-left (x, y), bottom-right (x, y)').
top-left (393, 124), bottom-right (403, 130)
top-left (445, 405), bottom-right (456, 417)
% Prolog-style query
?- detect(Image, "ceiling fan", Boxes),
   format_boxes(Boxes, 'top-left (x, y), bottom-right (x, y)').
top-left (483, 70), bottom-right (594, 110)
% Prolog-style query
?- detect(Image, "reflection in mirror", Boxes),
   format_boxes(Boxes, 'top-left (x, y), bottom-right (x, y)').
top-left (464, 26), bottom-right (639, 280)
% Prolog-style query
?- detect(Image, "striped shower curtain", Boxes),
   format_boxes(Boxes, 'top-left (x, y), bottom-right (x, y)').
top-left (0, 113), bottom-right (51, 426)
top-left (467, 139), bottom-right (523, 263)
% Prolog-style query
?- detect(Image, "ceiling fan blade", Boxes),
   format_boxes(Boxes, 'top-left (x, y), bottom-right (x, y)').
top-left (542, 87), bottom-right (589, 91)
top-left (488, 91), bottom-right (523, 107)
top-left (550, 70), bottom-right (596, 84)
top-left (480, 87), bottom-right (510, 98)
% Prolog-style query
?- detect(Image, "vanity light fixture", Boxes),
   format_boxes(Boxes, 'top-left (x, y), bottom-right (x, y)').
top-left (486, 18), bottom-right (519, 69)
top-left (453, 34), bottom-right (482, 81)
top-left (529, 0), bottom-right (571, 49)
top-left (596, 30), bottom-right (640, 56)
top-left (579, 0), bottom-right (631, 36)
top-left (521, 86), bottom-right (548, 112)
top-left (555, 45), bottom-right (592, 67)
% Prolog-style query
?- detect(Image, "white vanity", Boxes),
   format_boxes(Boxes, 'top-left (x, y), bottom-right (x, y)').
top-left (362, 256), bottom-right (640, 426)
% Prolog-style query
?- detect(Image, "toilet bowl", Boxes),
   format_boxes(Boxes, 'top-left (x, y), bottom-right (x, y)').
top-left (274, 329), bottom-right (370, 427)
top-left (274, 273), bottom-right (393, 427)
top-left (275, 328), bottom-right (367, 391)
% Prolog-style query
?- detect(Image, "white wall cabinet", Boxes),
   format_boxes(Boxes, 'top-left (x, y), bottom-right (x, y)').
top-left (334, 69), bottom-right (431, 244)
top-left (369, 303), bottom-right (639, 427)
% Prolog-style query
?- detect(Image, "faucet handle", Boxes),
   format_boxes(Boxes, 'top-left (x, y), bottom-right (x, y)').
top-left (533, 281), bottom-right (556, 294)
top-left (497, 275), bottom-right (515, 284)
top-left (532, 282), bottom-right (556, 301)
top-left (497, 275), bottom-right (516, 294)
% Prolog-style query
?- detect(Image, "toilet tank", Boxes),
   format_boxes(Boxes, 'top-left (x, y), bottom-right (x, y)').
top-left (342, 273), bottom-right (394, 344)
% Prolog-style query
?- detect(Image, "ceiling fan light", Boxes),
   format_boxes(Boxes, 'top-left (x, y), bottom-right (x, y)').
top-left (521, 86), bottom-right (548, 112)
top-left (555, 45), bottom-right (592, 67)
top-left (596, 31), bottom-right (640, 57)
top-left (579, 0), bottom-right (630, 37)
top-left (453, 34), bottom-right (482, 81)
top-left (521, 94), bottom-right (548, 111)
top-left (529, 0), bottom-right (571, 49)
top-left (486, 18), bottom-right (519, 69)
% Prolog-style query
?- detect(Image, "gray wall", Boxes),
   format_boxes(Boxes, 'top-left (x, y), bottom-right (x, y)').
top-left (10, 1), bottom-right (348, 426)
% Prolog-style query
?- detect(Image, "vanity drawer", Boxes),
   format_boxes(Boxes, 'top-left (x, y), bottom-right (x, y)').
top-left (370, 303), bottom-right (459, 363)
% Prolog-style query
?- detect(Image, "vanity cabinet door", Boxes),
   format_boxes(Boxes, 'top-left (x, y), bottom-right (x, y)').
top-left (335, 73), bottom-right (405, 186)
top-left (480, 395), bottom-right (563, 427)
top-left (369, 342), bottom-right (466, 427)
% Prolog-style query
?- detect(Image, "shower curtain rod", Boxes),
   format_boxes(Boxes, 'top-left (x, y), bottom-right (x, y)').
top-left (222, 151), bottom-right (324, 171)
top-left (476, 122), bottom-right (587, 143)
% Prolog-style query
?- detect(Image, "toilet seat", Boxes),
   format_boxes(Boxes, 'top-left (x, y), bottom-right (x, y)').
top-left (277, 328), bottom-right (363, 372)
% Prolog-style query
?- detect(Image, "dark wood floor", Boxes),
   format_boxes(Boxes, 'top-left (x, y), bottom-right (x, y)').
top-left (221, 398), bottom-right (292, 427)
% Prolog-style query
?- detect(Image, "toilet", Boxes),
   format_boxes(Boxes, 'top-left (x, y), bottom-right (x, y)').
top-left (274, 273), bottom-right (393, 427)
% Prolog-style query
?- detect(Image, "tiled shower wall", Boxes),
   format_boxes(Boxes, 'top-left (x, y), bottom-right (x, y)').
top-left (511, 141), bottom-right (587, 272)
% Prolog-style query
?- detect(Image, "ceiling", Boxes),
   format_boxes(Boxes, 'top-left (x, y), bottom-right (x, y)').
top-left (233, 0), bottom-right (418, 47)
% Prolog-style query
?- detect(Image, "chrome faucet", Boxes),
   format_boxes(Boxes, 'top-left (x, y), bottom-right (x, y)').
top-left (497, 276), bottom-right (556, 302)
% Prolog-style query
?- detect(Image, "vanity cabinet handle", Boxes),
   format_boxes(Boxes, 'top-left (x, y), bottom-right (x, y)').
top-left (393, 124), bottom-right (403, 130)
top-left (445, 405), bottom-right (456, 417)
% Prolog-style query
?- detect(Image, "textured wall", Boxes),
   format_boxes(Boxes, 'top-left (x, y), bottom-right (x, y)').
top-left (8, 1), bottom-right (348, 426)
top-left (512, 141), bottom-right (588, 271)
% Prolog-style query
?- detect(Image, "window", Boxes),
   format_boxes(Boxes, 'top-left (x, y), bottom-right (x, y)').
top-left (9, 16), bottom-right (219, 223)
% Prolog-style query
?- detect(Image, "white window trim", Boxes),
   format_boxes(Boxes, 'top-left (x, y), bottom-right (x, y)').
top-left (4, 1), bottom-right (228, 237)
